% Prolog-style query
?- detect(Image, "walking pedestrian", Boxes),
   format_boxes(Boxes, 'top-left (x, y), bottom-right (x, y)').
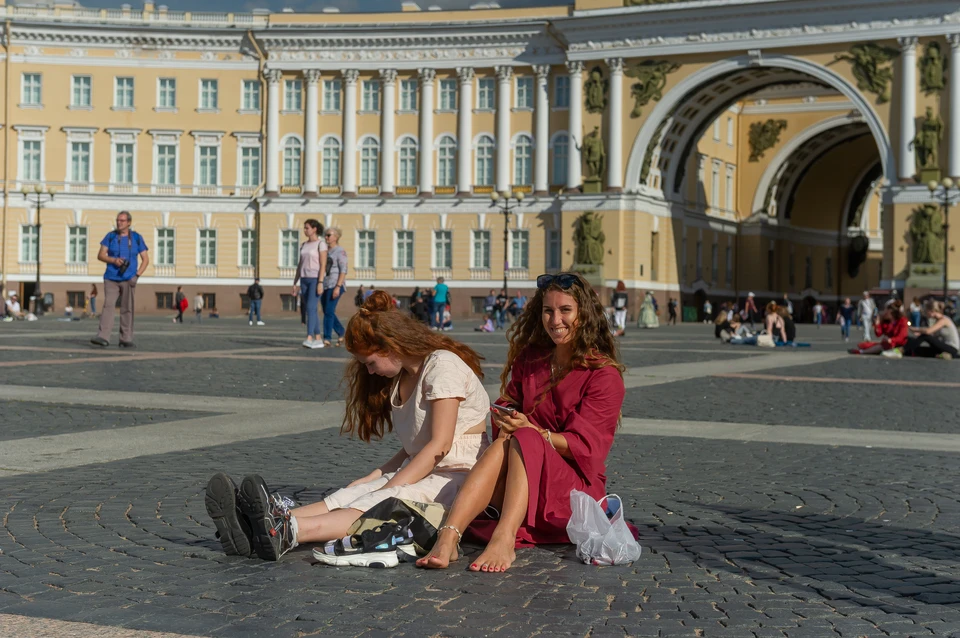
top-left (432, 277), bottom-right (449, 329)
top-left (247, 278), bottom-right (265, 326)
top-left (493, 288), bottom-right (508, 330)
top-left (174, 286), bottom-right (186, 323)
top-left (837, 297), bottom-right (855, 342)
top-left (858, 291), bottom-right (877, 342)
top-left (89, 283), bottom-right (98, 316)
top-left (703, 298), bottom-right (712, 323)
top-left (293, 219), bottom-right (327, 349)
top-left (813, 300), bottom-right (823, 328)
top-left (667, 298), bottom-right (677, 325)
top-left (321, 227), bottom-right (348, 347)
top-left (611, 281), bottom-right (628, 336)
top-left (909, 296), bottom-right (922, 327)
top-left (194, 292), bottom-right (204, 324)
top-left (781, 293), bottom-right (793, 317)
top-left (743, 292), bottom-right (759, 327)
top-left (90, 211), bottom-right (149, 348)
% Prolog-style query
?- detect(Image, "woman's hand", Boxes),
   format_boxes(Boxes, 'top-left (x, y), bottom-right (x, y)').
top-left (317, 283), bottom-right (323, 296)
top-left (292, 285), bottom-right (299, 296)
top-left (346, 469), bottom-right (382, 488)
top-left (492, 409), bottom-right (541, 435)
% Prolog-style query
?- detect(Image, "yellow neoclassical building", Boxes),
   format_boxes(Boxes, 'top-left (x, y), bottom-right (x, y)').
top-left (0, 0), bottom-right (954, 319)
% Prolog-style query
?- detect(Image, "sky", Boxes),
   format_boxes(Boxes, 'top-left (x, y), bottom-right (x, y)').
top-left (50, 0), bottom-right (565, 13)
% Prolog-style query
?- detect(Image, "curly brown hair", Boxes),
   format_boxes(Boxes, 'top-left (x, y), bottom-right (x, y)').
top-left (342, 290), bottom-right (484, 442)
top-left (500, 273), bottom-right (624, 402)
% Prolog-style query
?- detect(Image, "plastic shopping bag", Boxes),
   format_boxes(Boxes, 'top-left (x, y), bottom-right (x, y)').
top-left (566, 491), bottom-right (641, 566)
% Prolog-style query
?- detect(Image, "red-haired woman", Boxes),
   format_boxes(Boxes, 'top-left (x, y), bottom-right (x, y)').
top-left (849, 300), bottom-right (908, 355)
top-left (204, 291), bottom-right (490, 561)
top-left (418, 272), bottom-right (626, 573)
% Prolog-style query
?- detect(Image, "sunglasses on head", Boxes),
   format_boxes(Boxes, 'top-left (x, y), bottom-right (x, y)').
top-left (536, 273), bottom-right (583, 291)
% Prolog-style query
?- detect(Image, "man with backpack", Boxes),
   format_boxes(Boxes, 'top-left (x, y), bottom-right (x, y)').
top-left (91, 211), bottom-right (148, 348)
top-left (247, 278), bottom-right (265, 326)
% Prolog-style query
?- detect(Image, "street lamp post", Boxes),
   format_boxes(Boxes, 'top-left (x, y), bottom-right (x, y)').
top-left (490, 189), bottom-right (525, 297)
top-left (21, 184), bottom-right (54, 316)
top-left (927, 177), bottom-right (958, 302)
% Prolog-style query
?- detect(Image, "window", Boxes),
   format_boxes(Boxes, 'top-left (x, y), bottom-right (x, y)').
top-left (725, 245), bottom-right (733, 285)
top-left (67, 291), bottom-right (86, 308)
top-left (240, 146), bottom-right (260, 187)
top-left (323, 79), bottom-right (341, 111)
top-left (362, 80), bottom-right (380, 112)
top-left (71, 76), bottom-right (92, 107)
top-left (712, 119), bottom-right (721, 141)
top-left (200, 79), bottom-right (218, 110)
top-left (543, 229), bottom-right (560, 271)
top-left (21, 73), bottom-right (41, 106)
top-left (788, 251), bottom-right (795, 287)
top-left (681, 235), bottom-right (688, 282)
top-left (283, 138), bottom-right (302, 186)
top-left (695, 240), bottom-right (702, 279)
top-left (725, 167), bottom-right (734, 211)
top-left (395, 230), bottom-right (414, 268)
top-left (439, 79), bottom-right (457, 110)
top-left (360, 138), bottom-right (379, 187)
top-left (476, 135), bottom-right (494, 186)
top-left (158, 78), bottom-right (176, 109)
top-left (825, 255), bottom-right (833, 288)
top-left (156, 292), bottom-right (174, 310)
top-left (437, 135), bottom-right (456, 187)
top-left (240, 229), bottom-right (256, 267)
top-left (400, 79), bottom-right (417, 111)
top-left (651, 232), bottom-right (659, 281)
top-left (284, 79), bottom-right (302, 111)
top-left (696, 157), bottom-right (706, 206)
top-left (156, 228), bottom-right (175, 265)
top-left (21, 140), bottom-right (41, 182)
top-left (199, 229), bottom-right (217, 266)
top-left (510, 229), bottom-right (529, 269)
top-left (242, 80), bottom-right (260, 111)
top-left (21, 225), bottom-right (38, 263)
top-left (711, 161), bottom-right (720, 208)
top-left (115, 143), bottom-right (134, 184)
top-left (554, 75), bottom-right (570, 108)
top-left (281, 229), bottom-right (299, 268)
top-left (202, 293), bottom-right (216, 310)
top-left (552, 135), bottom-right (568, 186)
top-left (514, 135), bottom-right (533, 185)
top-left (68, 226), bottom-right (88, 263)
top-left (767, 249), bottom-right (775, 291)
top-left (199, 146), bottom-right (218, 186)
top-left (727, 117), bottom-right (734, 145)
top-left (434, 230), bottom-right (453, 269)
top-left (279, 294), bottom-right (297, 312)
top-left (398, 138), bottom-right (417, 187)
top-left (804, 255), bottom-right (812, 289)
top-left (516, 76), bottom-right (533, 109)
top-left (477, 78), bottom-right (495, 110)
top-left (322, 138), bottom-right (340, 187)
top-left (472, 229), bottom-right (490, 269)
top-left (115, 77), bottom-right (134, 108)
top-left (70, 142), bottom-right (91, 183)
top-left (711, 243), bottom-right (718, 283)
top-left (358, 230), bottom-right (376, 268)
top-left (157, 145), bottom-right (176, 185)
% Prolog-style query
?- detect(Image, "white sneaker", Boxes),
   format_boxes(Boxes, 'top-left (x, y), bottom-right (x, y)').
top-left (882, 347), bottom-right (903, 359)
top-left (310, 340), bottom-right (325, 349)
top-left (257, 321), bottom-right (265, 326)
top-left (302, 339), bottom-right (313, 348)
top-left (249, 320), bottom-right (253, 326)
top-left (311, 547), bottom-right (399, 568)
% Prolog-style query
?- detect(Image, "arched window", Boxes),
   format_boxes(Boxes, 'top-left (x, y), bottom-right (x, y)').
top-left (513, 134), bottom-right (532, 186)
top-left (475, 135), bottom-right (494, 186)
top-left (551, 134), bottom-right (568, 186)
top-left (437, 135), bottom-right (456, 187)
top-left (283, 138), bottom-right (302, 186)
top-left (360, 138), bottom-right (380, 187)
top-left (398, 138), bottom-right (417, 187)
top-left (321, 138), bottom-right (340, 187)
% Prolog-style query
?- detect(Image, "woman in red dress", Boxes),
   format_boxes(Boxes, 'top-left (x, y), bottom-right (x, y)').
top-left (417, 272), bottom-right (625, 572)
top-left (850, 300), bottom-right (908, 355)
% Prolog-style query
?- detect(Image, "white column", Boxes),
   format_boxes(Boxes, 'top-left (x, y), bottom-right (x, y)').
top-left (533, 65), bottom-right (550, 195)
top-left (950, 35), bottom-right (960, 178)
top-left (495, 65), bottom-right (513, 193)
top-left (566, 61), bottom-right (584, 192)
top-left (264, 69), bottom-right (281, 195)
top-left (418, 68), bottom-right (436, 196)
top-left (380, 69), bottom-right (397, 196)
top-left (606, 58), bottom-right (624, 192)
top-left (457, 67), bottom-right (474, 195)
top-left (303, 69), bottom-right (320, 196)
top-left (342, 69), bottom-right (359, 196)
top-left (899, 37), bottom-right (918, 181)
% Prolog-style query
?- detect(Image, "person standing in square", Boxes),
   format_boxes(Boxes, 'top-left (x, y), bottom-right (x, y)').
top-left (90, 211), bottom-right (148, 348)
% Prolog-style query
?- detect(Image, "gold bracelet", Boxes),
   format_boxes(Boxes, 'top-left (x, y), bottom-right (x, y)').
top-left (438, 524), bottom-right (462, 543)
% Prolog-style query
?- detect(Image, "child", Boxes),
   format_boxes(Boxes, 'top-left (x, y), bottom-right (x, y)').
top-left (475, 314), bottom-right (495, 332)
top-left (204, 291), bottom-right (491, 562)
top-left (442, 303), bottom-right (453, 331)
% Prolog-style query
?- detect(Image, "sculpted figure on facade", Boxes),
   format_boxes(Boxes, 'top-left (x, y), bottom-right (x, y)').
top-left (573, 212), bottom-right (605, 265)
top-left (914, 106), bottom-right (944, 170)
top-left (640, 120), bottom-right (668, 185)
top-left (748, 119), bottom-right (788, 162)
top-left (581, 126), bottom-right (606, 181)
top-left (626, 60), bottom-right (681, 118)
top-left (584, 66), bottom-right (608, 113)
top-left (834, 43), bottom-right (899, 104)
top-left (910, 204), bottom-right (945, 264)
top-left (920, 42), bottom-right (946, 95)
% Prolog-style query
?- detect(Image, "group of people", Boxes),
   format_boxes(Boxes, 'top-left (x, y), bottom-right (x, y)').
top-left (293, 220), bottom-right (349, 349)
top-left (847, 298), bottom-right (959, 359)
top-left (473, 289), bottom-right (527, 332)
top-left (203, 271), bottom-right (627, 572)
top-left (713, 295), bottom-right (802, 347)
top-left (408, 279), bottom-right (453, 330)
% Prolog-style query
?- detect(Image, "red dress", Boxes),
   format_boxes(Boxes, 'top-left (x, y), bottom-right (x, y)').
top-left (466, 347), bottom-right (626, 547)
top-left (858, 316), bottom-right (908, 351)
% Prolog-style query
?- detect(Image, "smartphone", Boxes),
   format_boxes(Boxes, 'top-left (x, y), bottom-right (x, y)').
top-left (490, 404), bottom-right (517, 416)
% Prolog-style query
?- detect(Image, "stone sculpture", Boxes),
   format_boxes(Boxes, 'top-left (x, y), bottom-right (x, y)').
top-left (920, 41), bottom-right (946, 95)
top-left (573, 212), bottom-right (605, 265)
top-left (914, 106), bottom-right (944, 171)
top-left (910, 203), bottom-right (945, 264)
top-left (834, 43), bottom-right (899, 104)
top-left (748, 119), bottom-right (788, 162)
top-left (584, 66), bottom-right (608, 113)
top-left (626, 60), bottom-right (681, 118)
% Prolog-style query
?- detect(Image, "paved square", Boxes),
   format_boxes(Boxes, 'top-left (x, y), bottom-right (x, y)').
top-left (1, 317), bottom-right (960, 637)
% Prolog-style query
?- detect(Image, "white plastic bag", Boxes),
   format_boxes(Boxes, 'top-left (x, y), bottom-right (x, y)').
top-left (566, 491), bottom-right (641, 566)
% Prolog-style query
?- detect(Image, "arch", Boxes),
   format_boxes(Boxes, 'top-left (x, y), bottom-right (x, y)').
top-left (549, 130), bottom-right (569, 146)
top-left (624, 54), bottom-right (894, 194)
top-left (472, 132), bottom-right (495, 149)
top-left (510, 131), bottom-right (534, 148)
top-left (318, 133), bottom-right (342, 147)
top-left (434, 133), bottom-right (457, 147)
top-left (357, 134), bottom-right (381, 147)
top-left (396, 134), bottom-right (419, 150)
top-left (280, 133), bottom-right (303, 147)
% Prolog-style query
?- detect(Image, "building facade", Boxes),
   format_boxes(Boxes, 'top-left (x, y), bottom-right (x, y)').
top-left (0, 0), bottom-right (954, 319)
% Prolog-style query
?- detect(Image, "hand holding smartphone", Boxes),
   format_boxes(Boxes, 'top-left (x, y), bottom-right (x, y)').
top-left (490, 404), bottom-right (517, 416)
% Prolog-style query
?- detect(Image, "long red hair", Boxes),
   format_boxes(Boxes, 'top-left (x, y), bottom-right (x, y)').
top-left (342, 290), bottom-right (484, 442)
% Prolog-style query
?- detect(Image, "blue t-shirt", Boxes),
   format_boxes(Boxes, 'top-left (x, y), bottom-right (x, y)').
top-left (101, 231), bottom-right (148, 282)
top-left (434, 283), bottom-right (449, 304)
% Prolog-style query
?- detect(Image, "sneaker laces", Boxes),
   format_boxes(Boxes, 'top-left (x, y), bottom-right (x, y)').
top-left (269, 493), bottom-right (297, 518)
top-left (266, 492), bottom-right (298, 557)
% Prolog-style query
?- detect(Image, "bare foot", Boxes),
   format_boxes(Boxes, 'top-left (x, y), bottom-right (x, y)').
top-left (416, 528), bottom-right (460, 569)
top-left (469, 535), bottom-right (516, 573)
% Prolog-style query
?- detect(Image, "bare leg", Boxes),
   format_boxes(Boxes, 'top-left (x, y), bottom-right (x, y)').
top-left (293, 508), bottom-right (362, 544)
top-left (291, 501), bottom-right (329, 518)
top-left (470, 437), bottom-right (528, 573)
top-left (859, 344), bottom-right (883, 355)
top-left (417, 437), bottom-right (510, 569)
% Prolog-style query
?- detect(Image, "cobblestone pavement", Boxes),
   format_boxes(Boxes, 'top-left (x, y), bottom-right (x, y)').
top-left (0, 317), bottom-right (959, 637)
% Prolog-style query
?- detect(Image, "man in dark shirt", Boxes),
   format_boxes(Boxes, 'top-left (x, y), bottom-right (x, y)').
top-left (494, 289), bottom-right (508, 330)
top-left (247, 278), bottom-right (265, 326)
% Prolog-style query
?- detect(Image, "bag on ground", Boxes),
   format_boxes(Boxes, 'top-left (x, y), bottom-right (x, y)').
top-left (566, 491), bottom-right (641, 566)
top-left (756, 333), bottom-right (775, 348)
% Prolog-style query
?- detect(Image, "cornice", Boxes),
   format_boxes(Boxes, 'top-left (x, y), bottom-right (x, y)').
top-left (10, 23), bottom-right (247, 52)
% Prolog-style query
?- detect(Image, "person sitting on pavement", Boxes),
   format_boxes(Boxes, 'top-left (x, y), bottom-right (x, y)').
top-left (204, 291), bottom-right (491, 562)
top-left (849, 300), bottom-right (908, 355)
top-left (416, 272), bottom-right (626, 573)
top-left (474, 314), bottom-right (495, 332)
top-left (774, 304), bottom-right (797, 345)
top-left (5, 294), bottom-right (23, 320)
top-left (890, 299), bottom-right (960, 360)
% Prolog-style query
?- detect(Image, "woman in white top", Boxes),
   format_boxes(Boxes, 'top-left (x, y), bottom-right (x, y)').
top-left (292, 218), bottom-right (328, 349)
top-left (901, 299), bottom-right (960, 359)
top-left (204, 290), bottom-right (491, 561)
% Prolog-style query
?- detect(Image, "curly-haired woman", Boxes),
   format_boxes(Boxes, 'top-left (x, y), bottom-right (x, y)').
top-left (417, 272), bottom-right (626, 573)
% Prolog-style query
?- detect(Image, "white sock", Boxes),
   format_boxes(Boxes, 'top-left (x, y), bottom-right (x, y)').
top-left (289, 515), bottom-right (299, 549)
